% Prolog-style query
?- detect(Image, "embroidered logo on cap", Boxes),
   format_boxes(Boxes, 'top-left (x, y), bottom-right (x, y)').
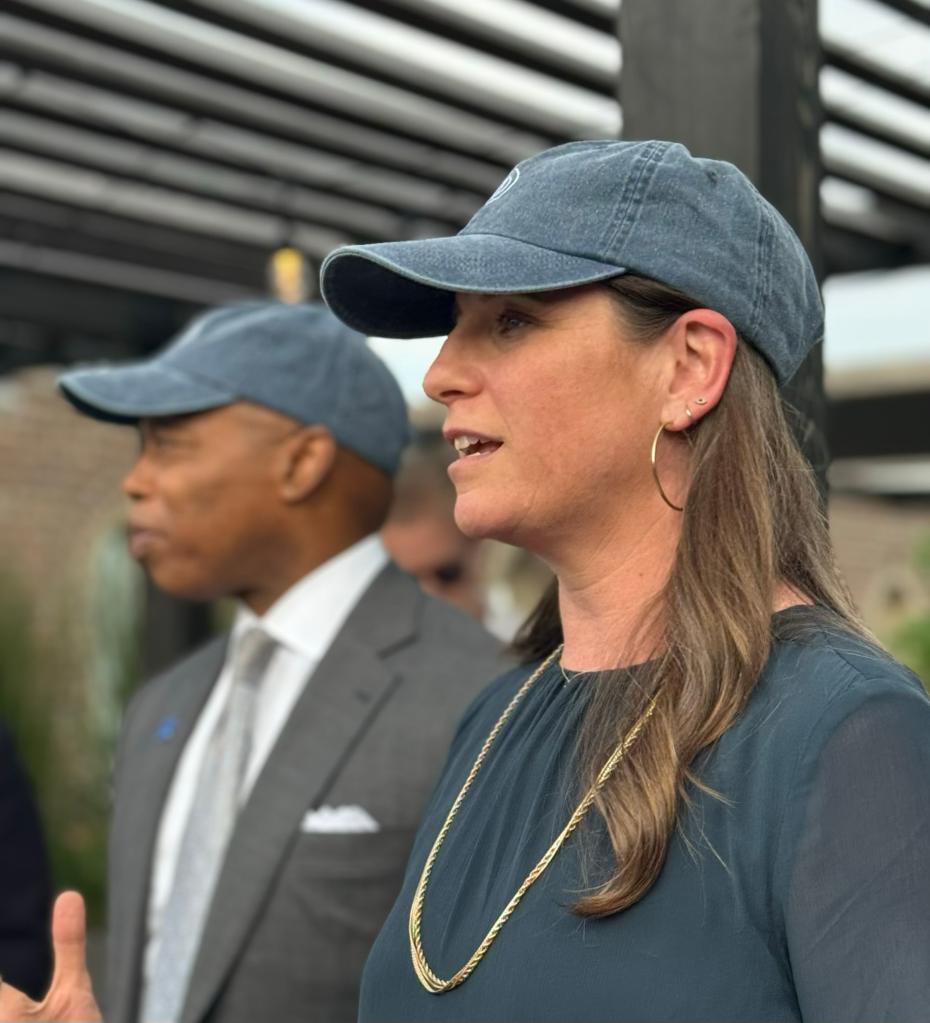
top-left (485, 167), bottom-right (520, 204)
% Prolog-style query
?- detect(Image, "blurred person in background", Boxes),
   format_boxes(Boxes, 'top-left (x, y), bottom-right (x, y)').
top-left (382, 411), bottom-right (551, 638)
top-left (316, 140), bottom-right (930, 1021)
top-left (0, 302), bottom-right (499, 1023)
top-left (0, 719), bottom-right (52, 1000)
top-left (381, 422), bottom-right (486, 621)
top-left (480, 543), bottom-right (553, 643)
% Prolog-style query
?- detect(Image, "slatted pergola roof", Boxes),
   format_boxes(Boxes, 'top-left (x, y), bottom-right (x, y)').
top-left (0, 0), bottom-right (928, 370)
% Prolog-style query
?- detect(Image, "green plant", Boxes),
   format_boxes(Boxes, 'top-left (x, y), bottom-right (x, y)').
top-left (0, 526), bottom-right (144, 927)
top-left (890, 534), bottom-right (930, 689)
top-left (0, 571), bottom-right (52, 802)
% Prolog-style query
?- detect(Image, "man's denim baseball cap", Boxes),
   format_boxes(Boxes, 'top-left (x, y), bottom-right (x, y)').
top-left (320, 140), bottom-right (823, 384)
top-left (59, 301), bottom-right (410, 476)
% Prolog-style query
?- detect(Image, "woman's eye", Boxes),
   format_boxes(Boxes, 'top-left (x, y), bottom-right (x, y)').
top-left (496, 312), bottom-right (530, 335)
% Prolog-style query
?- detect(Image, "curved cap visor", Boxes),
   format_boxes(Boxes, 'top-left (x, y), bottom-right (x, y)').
top-left (60, 361), bottom-right (236, 424)
top-left (321, 233), bottom-right (625, 338)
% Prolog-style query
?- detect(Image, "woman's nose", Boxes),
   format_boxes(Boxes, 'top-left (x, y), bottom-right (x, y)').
top-left (423, 331), bottom-right (476, 405)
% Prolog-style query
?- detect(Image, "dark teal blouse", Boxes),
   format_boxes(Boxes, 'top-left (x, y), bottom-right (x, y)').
top-left (360, 610), bottom-right (930, 1022)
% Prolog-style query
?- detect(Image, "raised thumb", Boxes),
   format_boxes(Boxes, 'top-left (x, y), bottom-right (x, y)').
top-left (50, 891), bottom-right (90, 985)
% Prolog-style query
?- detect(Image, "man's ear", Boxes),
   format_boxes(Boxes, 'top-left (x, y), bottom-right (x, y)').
top-left (660, 309), bottom-right (737, 431)
top-left (275, 426), bottom-right (338, 503)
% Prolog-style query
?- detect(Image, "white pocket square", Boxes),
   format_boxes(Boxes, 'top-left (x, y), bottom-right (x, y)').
top-left (300, 805), bottom-right (380, 834)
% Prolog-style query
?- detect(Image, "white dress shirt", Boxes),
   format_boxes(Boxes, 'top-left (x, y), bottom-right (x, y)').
top-left (142, 534), bottom-right (389, 986)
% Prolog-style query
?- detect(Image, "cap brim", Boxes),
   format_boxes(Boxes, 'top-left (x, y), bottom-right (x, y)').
top-left (320, 233), bottom-right (625, 338)
top-left (59, 360), bottom-right (236, 424)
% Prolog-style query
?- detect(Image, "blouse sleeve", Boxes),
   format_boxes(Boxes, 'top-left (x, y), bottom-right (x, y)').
top-left (783, 678), bottom-right (930, 1023)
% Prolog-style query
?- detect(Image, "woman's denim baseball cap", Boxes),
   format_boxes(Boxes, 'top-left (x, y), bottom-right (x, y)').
top-left (58, 301), bottom-right (410, 476)
top-left (320, 140), bottom-right (823, 384)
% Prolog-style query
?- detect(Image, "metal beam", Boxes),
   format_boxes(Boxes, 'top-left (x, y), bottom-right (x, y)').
top-left (829, 392), bottom-right (930, 459)
top-left (183, 0), bottom-right (619, 136)
top-left (0, 238), bottom-right (255, 305)
top-left (828, 209), bottom-right (930, 264)
top-left (0, 108), bottom-right (452, 240)
top-left (823, 38), bottom-right (930, 112)
top-left (550, 0), bottom-right (617, 24)
top-left (0, 148), bottom-right (349, 257)
top-left (0, 14), bottom-right (511, 191)
top-left (877, 0), bottom-right (930, 29)
top-left (822, 223), bottom-right (919, 276)
top-left (0, 270), bottom-right (200, 355)
top-left (0, 64), bottom-right (485, 223)
top-left (20, 0), bottom-right (557, 160)
top-left (354, 0), bottom-right (619, 89)
top-left (619, 2), bottom-right (760, 168)
top-left (823, 108), bottom-right (930, 164)
top-left (820, 66), bottom-right (930, 163)
top-left (821, 179), bottom-right (930, 265)
top-left (821, 126), bottom-right (930, 212)
top-left (0, 193), bottom-right (267, 285)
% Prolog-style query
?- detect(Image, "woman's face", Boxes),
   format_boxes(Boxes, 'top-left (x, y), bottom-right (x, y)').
top-left (423, 284), bottom-right (667, 555)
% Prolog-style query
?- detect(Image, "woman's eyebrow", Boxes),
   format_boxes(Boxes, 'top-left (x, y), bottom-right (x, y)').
top-left (453, 291), bottom-right (564, 315)
top-left (520, 290), bottom-right (564, 304)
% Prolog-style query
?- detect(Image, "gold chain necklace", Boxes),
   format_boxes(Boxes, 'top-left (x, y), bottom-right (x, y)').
top-left (408, 646), bottom-right (659, 994)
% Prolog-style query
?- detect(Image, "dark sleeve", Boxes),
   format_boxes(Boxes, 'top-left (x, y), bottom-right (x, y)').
top-left (0, 722), bottom-right (52, 999)
top-left (783, 680), bottom-right (930, 1023)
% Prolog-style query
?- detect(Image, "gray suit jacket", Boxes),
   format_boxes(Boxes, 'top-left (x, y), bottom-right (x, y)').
top-left (106, 563), bottom-right (503, 1023)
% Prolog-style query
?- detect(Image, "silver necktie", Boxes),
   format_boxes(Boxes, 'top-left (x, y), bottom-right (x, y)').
top-left (140, 627), bottom-right (275, 1023)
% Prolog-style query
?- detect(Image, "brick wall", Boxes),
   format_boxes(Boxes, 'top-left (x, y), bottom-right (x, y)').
top-left (0, 366), bottom-right (137, 619)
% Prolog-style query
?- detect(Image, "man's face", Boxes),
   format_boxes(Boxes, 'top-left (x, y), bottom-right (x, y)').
top-left (122, 403), bottom-right (297, 602)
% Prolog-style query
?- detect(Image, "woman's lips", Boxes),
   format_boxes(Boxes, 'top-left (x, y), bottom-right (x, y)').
top-left (451, 434), bottom-right (499, 456)
top-left (448, 442), bottom-right (502, 478)
top-left (448, 431), bottom-right (503, 457)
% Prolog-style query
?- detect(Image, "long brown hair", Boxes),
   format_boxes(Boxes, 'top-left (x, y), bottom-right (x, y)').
top-left (513, 274), bottom-right (865, 917)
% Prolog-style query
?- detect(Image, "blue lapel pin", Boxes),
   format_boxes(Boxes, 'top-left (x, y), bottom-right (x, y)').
top-left (155, 716), bottom-right (178, 742)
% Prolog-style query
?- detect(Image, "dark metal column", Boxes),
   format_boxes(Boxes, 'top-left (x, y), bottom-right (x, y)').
top-left (619, 0), bottom-right (827, 486)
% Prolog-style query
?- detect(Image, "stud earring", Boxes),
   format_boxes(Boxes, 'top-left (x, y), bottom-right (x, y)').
top-left (695, 397), bottom-right (708, 406)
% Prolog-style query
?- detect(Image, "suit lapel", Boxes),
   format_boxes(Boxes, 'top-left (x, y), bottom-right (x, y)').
top-left (181, 565), bottom-right (421, 1023)
top-left (110, 636), bottom-right (227, 1023)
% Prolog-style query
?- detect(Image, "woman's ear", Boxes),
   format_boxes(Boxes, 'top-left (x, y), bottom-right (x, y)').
top-left (275, 426), bottom-right (338, 503)
top-left (660, 309), bottom-right (737, 431)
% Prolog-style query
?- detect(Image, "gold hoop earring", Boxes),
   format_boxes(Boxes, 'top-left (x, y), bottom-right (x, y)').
top-left (651, 422), bottom-right (684, 513)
